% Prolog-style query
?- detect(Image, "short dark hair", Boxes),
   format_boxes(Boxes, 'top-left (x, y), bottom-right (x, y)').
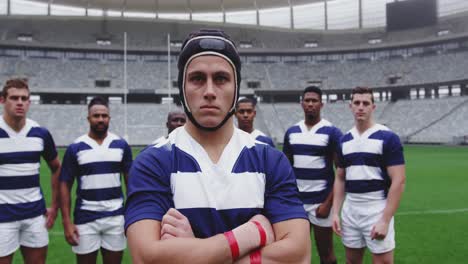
top-left (2, 78), bottom-right (29, 98)
top-left (351, 86), bottom-right (374, 103)
top-left (302, 86), bottom-right (322, 101)
top-left (88, 96), bottom-right (108, 110)
top-left (236, 97), bottom-right (257, 108)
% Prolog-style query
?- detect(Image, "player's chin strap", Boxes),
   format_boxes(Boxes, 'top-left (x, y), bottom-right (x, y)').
top-left (179, 52), bottom-right (239, 132)
top-left (183, 107), bottom-right (236, 132)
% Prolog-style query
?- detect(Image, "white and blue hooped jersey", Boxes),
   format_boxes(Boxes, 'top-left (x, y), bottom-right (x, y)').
top-left (338, 124), bottom-right (405, 202)
top-left (0, 118), bottom-right (57, 222)
top-left (283, 119), bottom-right (342, 205)
top-left (250, 129), bottom-right (275, 148)
top-left (60, 132), bottom-right (132, 224)
top-left (125, 127), bottom-right (307, 238)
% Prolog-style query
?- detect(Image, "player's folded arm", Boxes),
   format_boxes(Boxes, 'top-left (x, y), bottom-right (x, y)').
top-left (257, 148), bottom-right (311, 263)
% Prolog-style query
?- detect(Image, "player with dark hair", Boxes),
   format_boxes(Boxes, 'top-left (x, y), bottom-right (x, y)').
top-left (283, 86), bottom-right (342, 264)
top-left (60, 96), bottom-right (132, 264)
top-left (0, 78), bottom-right (61, 264)
top-left (125, 29), bottom-right (311, 263)
top-left (332, 87), bottom-right (406, 264)
top-left (235, 97), bottom-right (275, 147)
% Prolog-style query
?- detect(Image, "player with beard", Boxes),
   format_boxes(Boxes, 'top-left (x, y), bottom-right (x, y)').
top-left (125, 29), bottom-right (311, 263)
top-left (283, 86), bottom-right (342, 264)
top-left (59, 96), bottom-right (132, 264)
top-left (235, 97), bottom-right (275, 147)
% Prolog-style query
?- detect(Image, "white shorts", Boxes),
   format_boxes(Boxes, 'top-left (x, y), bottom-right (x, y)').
top-left (303, 203), bottom-right (333, 227)
top-left (341, 199), bottom-right (395, 254)
top-left (72, 215), bottom-right (126, 255)
top-left (0, 215), bottom-right (49, 257)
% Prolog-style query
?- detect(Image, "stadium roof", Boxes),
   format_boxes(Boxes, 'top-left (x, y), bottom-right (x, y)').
top-left (2, 0), bottom-right (468, 30)
top-left (30, 0), bottom-right (321, 13)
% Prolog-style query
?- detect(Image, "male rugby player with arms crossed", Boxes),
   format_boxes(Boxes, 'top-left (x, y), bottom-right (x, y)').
top-left (125, 29), bottom-right (311, 264)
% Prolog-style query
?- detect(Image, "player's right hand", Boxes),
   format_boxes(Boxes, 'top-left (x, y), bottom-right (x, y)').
top-left (63, 222), bottom-right (79, 246)
top-left (331, 214), bottom-right (342, 237)
top-left (160, 208), bottom-right (195, 240)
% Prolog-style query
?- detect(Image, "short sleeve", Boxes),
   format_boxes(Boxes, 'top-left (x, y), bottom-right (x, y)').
top-left (329, 127), bottom-right (343, 154)
top-left (121, 141), bottom-right (133, 174)
top-left (265, 137), bottom-right (276, 148)
top-left (124, 148), bottom-right (174, 231)
top-left (41, 128), bottom-right (58, 161)
top-left (335, 140), bottom-right (346, 169)
top-left (282, 130), bottom-right (292, 157)
top-left (383, 133), bottom-right (405, 167)
top-left (263, 149), bottom-right (307, 224)
top-left (59, 145), bottom-right (78, 183)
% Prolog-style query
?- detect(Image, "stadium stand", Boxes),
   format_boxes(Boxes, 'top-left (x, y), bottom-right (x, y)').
top-left (409, 97), bottom-right (468, 143)
top-left (1, 47), bottom-right (468, 92)
top-left (1, 13), bottom-right (468, 145)
top-left (0, 104), bottom-right (172, 146)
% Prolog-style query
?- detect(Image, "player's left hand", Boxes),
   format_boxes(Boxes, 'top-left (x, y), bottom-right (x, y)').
top-left (45, 207), bottom-right (58, 229)
top-left (160, 208), bottom-right (195, 240)
top-left (315, 204), bottom-right (331, 219)
top-left (371, 219), bottom-right (389, 240)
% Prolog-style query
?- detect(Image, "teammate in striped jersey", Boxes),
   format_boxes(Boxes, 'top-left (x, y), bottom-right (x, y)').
top-left (59, 96), bottom-right (132, 264)
top-left (332, 87), bottom-right (406, 264)
top-left (0, 78), bottom-right (61, 264)
top-left (125, 29), bottom-right (311, 264)
top-left (283, 86), bottom-right (342, 264)
top-left (235, 97), bottom-right (275, 147)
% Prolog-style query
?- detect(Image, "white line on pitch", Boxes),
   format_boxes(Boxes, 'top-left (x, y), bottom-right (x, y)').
top-left (397, 208), bottom-right (468, 216)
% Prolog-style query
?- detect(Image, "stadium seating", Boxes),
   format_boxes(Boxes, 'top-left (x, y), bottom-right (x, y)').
top-left (0, 104), bottom-right (174, 146)
top-left (1, 48), bottom-right (468, 92)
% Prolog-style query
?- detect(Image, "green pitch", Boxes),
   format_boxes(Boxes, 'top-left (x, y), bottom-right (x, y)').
top-left (11, 145), bottom-right (468, 263)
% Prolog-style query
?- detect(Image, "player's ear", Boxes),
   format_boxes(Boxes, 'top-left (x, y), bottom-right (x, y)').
top-left (0, 96), bottom-right (4, 104)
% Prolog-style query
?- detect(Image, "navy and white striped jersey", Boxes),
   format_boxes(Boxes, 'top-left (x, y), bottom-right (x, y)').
top-left (283, 119), bottom-right (342, 205)
top-left (338, 124), bottom-right (405, 202)
top-left (251, 129), bottom-right (275, 148)
top-left (125, 127), bottom-right (306, 238)
top-left (0, 118), bottom-right (58, 222)
top-left (59, 132), bottom-right (132, 224)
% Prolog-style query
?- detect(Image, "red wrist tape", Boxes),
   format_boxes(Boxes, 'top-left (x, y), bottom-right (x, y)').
top-left (224, 231), bottom-right (240, 260)
top-left (250, 250), bottom-right (262, 264)
top-left (251, 221), bottom-right (267, 247)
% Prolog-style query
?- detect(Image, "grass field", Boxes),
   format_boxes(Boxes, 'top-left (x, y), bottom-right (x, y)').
top-left (10, 145), bottom-right (468, 263)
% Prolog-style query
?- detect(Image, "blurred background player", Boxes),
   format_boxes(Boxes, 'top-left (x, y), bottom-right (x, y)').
top-left (151, 109), bottom-right (186, 145)
top-left (283, 86), bottom-right (342, 264)
top-left (332, 87), bottom-right (406, 264)
top-left (59, 96), bottom-right (132, 264)
top-left (125, 29), bottom-right (311, 263)
top-left (235, 97), bottom-right (275, 147)
top-left (0, 78), bottom-right (61, 264)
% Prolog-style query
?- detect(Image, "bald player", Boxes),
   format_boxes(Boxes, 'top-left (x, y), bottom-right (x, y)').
top-left (151, 110), bottom-right (186, 145)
